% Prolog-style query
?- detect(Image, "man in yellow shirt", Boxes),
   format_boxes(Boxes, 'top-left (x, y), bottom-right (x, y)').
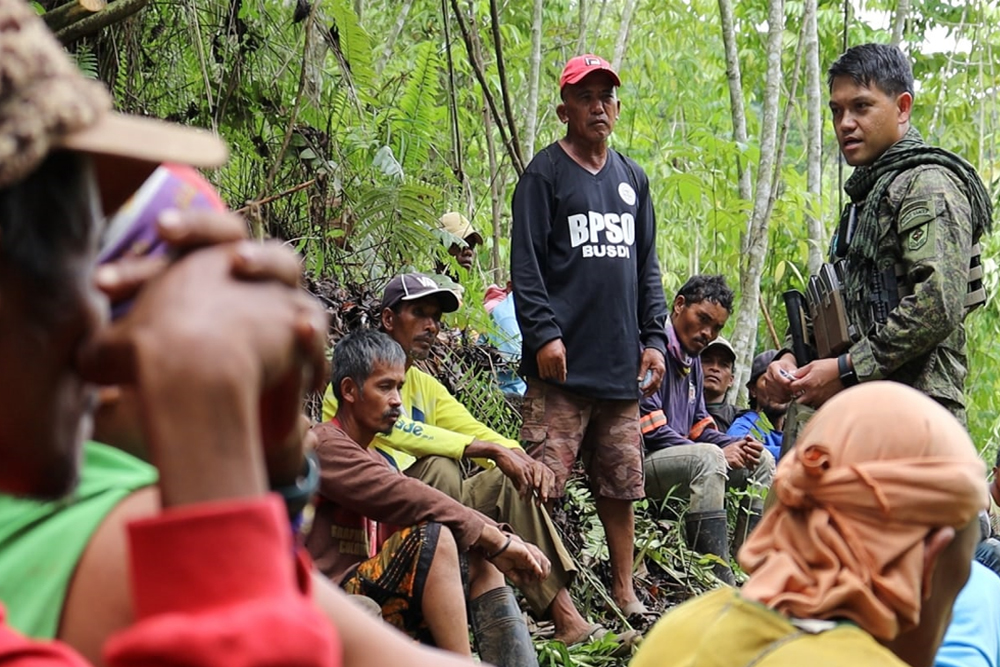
top-left (631, 382), bottom-right (985, 667)
top-left (322, 273), bottom-right (613, 646)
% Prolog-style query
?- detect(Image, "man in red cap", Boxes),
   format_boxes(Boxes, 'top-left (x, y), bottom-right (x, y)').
top-left (510, 54), bottom-right (669, 625)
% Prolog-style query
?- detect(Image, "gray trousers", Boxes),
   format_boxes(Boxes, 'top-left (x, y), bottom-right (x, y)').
top-left (643, 444), bottom-right (775, 515)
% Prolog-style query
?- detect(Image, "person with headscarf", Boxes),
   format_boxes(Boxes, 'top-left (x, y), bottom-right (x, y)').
top-left (631, 382), bottom-right (986, 667)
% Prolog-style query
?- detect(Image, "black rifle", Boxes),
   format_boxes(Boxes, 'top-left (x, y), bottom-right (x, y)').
top-left (783, 289), bottom-right (814, 367)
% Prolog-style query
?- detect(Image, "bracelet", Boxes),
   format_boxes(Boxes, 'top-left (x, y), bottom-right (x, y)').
top-left (485, 534), bottom-right (513, 560)
top-left (837, 354), bottom-right (858, 388)
top-left (272, 450), bottom-right (320, 523)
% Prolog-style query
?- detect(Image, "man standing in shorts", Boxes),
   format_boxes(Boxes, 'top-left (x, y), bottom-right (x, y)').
top-left (511, 54), bottom-right (669, 622)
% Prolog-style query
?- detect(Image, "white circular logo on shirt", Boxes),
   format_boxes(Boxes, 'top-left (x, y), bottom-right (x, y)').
top-left (618, 182), bottom-right (636, 206)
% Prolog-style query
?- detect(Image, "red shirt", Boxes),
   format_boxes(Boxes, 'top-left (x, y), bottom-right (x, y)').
top-left (1, 496), bottom-right (340, 667)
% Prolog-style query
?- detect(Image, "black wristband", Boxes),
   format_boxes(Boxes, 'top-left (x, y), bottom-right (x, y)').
top-left (837, 354), bottom-right (858, 388)
top-left (272, 450), bottom-right (320, 523)
top-left (485, 534), bottom-right (513, 560)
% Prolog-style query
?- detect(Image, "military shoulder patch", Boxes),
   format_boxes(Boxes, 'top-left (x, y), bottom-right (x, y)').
top-left (908, 225), bottom-right (929, 251)
top-left (898, 197), bottom-right (936, 232)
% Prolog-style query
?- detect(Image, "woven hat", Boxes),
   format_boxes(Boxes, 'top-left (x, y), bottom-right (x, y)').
top-left (0, 0), bottom-right (227, 191)
top-left (439, 212), bottom-right (483, 246)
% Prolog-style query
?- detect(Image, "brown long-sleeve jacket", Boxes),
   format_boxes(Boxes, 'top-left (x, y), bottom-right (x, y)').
top-left (305, 421), bottom-right (497, 582)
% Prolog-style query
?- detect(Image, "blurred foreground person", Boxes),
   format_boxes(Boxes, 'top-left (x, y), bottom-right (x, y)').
top-left (632, 382), bottom-right (986, 667)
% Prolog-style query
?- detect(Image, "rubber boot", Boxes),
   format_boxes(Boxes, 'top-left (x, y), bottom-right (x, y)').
top-left (685, 509), bottom-right (737, 586)
top-left (733, 502), bottom-right (763, 554)
top-left (469, 586), bottom-right (538, 667)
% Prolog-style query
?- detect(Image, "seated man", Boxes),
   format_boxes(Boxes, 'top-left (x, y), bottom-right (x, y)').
top-left (0, 2), bottom-right (338, 664)
top-left (0, 150), bottom-right (479, 667)
top-left (438, 212), bottom-right (527, 398)
top-left (436, 211), bottom-right (482, 273)
top-left (728, 350), bottom-right (789, 462)
top-left (322, 274), bottom-right (602, 646)
top-left (307, 330), bottom-right (548, 666)
top-left (633, 382), bottom-right (987, 667)
top-left (640, 275), bottom-right (775, 584)
top-left (483, 282), bottom-right (527, 397)
top-left (701, 337), bottom-right (740, 431)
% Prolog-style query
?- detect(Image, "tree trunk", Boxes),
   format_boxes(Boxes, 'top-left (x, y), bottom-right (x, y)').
top-left (488, 0), bottom-right (524, 171)
top-left (523, 0), bottom-right (543, 162)
top-left (611, 0), bottom-right (639, 70)
top-left (54, 0), bottom-right (149, 44)
top-left (441, 0), bottom-right (467, 195)
top-left (804, 0), bottom-right (824, 274)
top-left (891, 0), bottom-right (909, 45)
top-left (449, 0), bottom-right (522, 175)
top-left (764, 14), bottom-right (806, 225)
top-left (483, 99), bottom-right (502, 278)
top-left (591, 0), bottom-right (610, 55)
top-left (728, 0), bottom-right (784, 401)
top-left (377, 0), bottom-right (413, 74)
top-left (44, 0), bottom-right (106, 32)
top-left (717, 0), bottom-right (752, 202)
top-left (575, 0), bottom-right (588, 54)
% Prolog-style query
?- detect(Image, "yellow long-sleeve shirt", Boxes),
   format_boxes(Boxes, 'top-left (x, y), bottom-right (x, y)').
top-left (322, 365), bottom-right (522, 471)
top-left (631, 588), bottom-right (904, 667)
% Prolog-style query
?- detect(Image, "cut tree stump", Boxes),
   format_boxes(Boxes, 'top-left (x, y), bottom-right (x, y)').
top-left (43, 0), bottom-right (106, 32)
top-left (51, 0), bottom-right (150, 45)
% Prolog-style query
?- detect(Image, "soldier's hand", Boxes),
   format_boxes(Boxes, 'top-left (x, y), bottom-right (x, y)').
top-left (537, 338), bottom-right (567, 383)
top-left (789, 358), bottom-right (843, 408)
top-left (765, 353), bottom-right (799, 403)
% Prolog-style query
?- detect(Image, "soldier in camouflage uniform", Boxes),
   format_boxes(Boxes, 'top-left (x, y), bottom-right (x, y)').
top-left (767, 43), bottom-right (993, 429)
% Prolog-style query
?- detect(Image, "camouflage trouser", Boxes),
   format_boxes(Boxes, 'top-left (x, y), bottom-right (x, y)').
top-left (519, 378), bottom-right (645, 501)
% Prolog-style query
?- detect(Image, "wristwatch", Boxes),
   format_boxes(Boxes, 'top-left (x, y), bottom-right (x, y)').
top-left (837, 353), bottom-right (858, 388)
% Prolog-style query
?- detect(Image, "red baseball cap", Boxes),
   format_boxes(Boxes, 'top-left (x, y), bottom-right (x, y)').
top-left (559, 54), bottom-right (621, 89)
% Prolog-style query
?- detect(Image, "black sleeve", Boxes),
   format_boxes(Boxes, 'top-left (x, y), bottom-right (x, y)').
top-left (511, 168), bottom-right (563, 354)
top-left (633, 165), bottom-right (669, 355)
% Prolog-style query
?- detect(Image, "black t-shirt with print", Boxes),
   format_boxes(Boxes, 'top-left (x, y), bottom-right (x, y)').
top-left (511, 141), bottom-right (668, 400)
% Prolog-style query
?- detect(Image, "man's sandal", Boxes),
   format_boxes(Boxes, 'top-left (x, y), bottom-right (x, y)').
top-left (563, 624), bottom-right (641, 657)
top-left (618, 600), bottom-right (659, 631)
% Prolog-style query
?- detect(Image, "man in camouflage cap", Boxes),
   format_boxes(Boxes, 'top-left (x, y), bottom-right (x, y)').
top-left (768, 43), bottom-right (993, 427)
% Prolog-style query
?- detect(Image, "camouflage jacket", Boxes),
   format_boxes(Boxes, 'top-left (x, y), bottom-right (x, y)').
top-left (841, 163), bottom-right (974, 420)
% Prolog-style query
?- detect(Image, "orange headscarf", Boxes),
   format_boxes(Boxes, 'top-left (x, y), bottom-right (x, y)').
top-left (739, 382), bottom-right (986, 641)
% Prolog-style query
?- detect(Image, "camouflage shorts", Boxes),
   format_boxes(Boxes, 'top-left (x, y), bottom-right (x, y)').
top-left (520, 378), bottom-right (644, 500)
top-left (341, 522), bottom-right (440, 642)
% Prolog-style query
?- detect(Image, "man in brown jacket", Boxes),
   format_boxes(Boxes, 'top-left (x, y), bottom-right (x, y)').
top-left (306, 330), bottom-right (548, 666)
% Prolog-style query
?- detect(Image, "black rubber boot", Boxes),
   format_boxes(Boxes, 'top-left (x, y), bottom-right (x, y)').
top-left (469, 586), bottom-right (539, 667)
top-left (685, 509), bottom-right (737, 586)
top-left (733, 503), bottom-right (764, 554)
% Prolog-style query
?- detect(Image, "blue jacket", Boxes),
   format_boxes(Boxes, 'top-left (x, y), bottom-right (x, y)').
top-left (728, 411), bottom-right (783, 462)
